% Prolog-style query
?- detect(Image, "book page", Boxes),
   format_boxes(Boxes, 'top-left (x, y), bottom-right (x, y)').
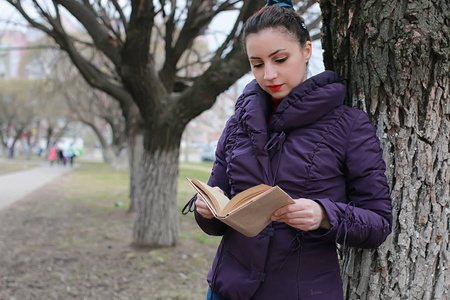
top-left (189, 178), bottom-right (230, 212)
top-left (222, 184), bottom-right (271, 214)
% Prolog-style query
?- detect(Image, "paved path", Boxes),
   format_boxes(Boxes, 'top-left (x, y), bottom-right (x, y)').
top-left (0, 160), bottom-right (77, 210)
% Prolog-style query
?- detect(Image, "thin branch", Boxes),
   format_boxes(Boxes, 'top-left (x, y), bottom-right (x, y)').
top-left (310, 32), bottom-right (321, 42)
top-left (296, 0), bottom-right (318, 15)
top-left (213, 1), bottom-right (249, 61)
top-left (5, 0), bottom-right (53, 36)
top-left (55, 0), bottom-right (122, 66)
top-left (164, 0), bottom-right (177, 57)
top-left (0, 45), bottom-right (61, 51)
top-left (307, 14), bottom-right (322, 31)
top-left (111, 0), bottom-right (128, 26)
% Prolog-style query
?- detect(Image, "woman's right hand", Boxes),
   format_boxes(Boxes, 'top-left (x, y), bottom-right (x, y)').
top-left (195, 194), bottom-right (215, 219)
top-left (195, 187), bottom-right (224, 219)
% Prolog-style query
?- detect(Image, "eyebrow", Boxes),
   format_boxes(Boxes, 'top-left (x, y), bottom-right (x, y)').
top-left (249, 49), bottom-right (287, 60)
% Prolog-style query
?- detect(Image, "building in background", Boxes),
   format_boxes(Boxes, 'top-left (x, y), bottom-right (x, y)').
top-left (180, 83), bottom-right (239, 163)
top-left (0, 30), bottom-right (27, 79)
top-left (0, 26), bottom-right (42, 79)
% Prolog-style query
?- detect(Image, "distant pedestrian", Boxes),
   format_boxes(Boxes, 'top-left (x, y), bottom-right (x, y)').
top-left (57, 147), bottom-right (65, 166)
top-left (8, 146), bottom-right (14, 159)
top-left (48, 145), bottom-right (57, 166)
top-left (67, 143), bottom-right (76, 167)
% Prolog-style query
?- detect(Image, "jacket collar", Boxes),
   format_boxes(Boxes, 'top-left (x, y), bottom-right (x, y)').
top-left (235, 70), bottom-right (347, 136)
top-left (233, 71), bottom-right (346, 184)
top-left (272, 70), bottom-right (346, 131)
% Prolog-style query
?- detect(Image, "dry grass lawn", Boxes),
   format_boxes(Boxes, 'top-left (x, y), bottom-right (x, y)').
top-left (0, 161), bottom-right (219, 300)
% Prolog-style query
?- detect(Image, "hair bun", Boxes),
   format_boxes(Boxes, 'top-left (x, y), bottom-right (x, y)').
top-left (265, 0), bottom-right (295, 10)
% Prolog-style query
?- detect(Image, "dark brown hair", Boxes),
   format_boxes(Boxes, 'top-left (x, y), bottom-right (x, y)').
top-left (241, 6), bottom-right (310, 52)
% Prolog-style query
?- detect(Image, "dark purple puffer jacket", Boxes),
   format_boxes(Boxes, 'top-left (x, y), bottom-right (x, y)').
top-left (184, 71), bottom-right (392, 300)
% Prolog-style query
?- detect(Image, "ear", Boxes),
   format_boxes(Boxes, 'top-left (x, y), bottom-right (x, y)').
top-left (303, 41), bottom-right (312, 62)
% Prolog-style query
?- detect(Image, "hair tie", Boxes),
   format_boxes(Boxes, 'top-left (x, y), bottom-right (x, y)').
top-left (265, 0), bottom-right (295, 11)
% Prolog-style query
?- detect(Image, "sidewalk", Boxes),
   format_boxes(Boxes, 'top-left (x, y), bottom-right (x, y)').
top-left (0, 159), bottom-right (77, 210)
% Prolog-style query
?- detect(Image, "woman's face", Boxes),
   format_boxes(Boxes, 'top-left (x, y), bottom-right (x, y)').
top-left (246, 28), bottom-right (312, 99)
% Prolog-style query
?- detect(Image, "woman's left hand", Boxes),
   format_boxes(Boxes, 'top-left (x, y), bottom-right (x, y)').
top-left (271, 198), bottom-right (331, 231)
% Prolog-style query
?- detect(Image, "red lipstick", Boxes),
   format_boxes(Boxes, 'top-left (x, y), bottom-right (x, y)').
top-left (269, 84), bottom-right (283, 92)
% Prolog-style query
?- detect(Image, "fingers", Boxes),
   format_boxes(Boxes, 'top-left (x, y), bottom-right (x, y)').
top-left (272, 198), bottom-right (312, 218)
top-left (195, 194), bottom-right (215, 219)
top-left (271, 199), bottom-right (326, 231)
top-left (195, 186), bottom-right (223, 220)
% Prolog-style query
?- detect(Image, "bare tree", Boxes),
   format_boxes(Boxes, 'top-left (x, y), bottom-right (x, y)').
top-left (0, 33), bottom-right (75, 159)
top-left (320, 0), bottom-right (449, 299)
top-left (65, 85), bottom-right (129, 171)
top-left (32, 79), bottom-right (74, 157)
top-left (0, 79), bottom-right (44, 158)
top-left (5, 0), bottom-right (322, 247)
top-left (49, 52), bottom-right (129, 171)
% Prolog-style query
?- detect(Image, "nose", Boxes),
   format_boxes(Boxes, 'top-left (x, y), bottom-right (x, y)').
top-left (264, 65), bottom-right (276, 80)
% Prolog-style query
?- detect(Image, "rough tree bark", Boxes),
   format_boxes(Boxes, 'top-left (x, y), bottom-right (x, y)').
top-left (320, 0), bottom-right (450, 299)
top-left (132, 127), bottom-right (182, 246)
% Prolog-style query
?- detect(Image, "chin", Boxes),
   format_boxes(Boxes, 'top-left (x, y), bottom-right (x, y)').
top-left (270, 91), bottom-right (288, 99)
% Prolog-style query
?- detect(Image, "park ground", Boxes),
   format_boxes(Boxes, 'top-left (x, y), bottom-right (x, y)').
top-left (0, 159), bottom-right (219, 300)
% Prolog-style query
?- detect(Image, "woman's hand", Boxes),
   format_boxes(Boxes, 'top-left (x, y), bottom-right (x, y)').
top-left (195, 186), bottom-right (223, 220)
top-left (271, 198), bottom-right (331, 231)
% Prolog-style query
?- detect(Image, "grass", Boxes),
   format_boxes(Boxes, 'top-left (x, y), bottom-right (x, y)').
top-left (1, 158), bottom-right (214, 224)
top-left (0, 159), bottom-right (42, 175)
top-left (178, 161), bottom-right (222, 248)
top-left (178, 162), bottom-right (212, 206)
top-left (0, 159), bottom-right (221, 299)
top-left (68, 162), bottom-right (131, 211)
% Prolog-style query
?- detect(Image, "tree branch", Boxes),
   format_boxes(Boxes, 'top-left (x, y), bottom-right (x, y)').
top-left (210, 1), bottom-right (241, 61)
top-left (159, 0), bottom-right (236, 91)
top-left (6, 0), bottom-right (54, 36)
top-left (111, 0), bottom-right (128, 32)
top-left (55, 0), bottom-right (121, 66)
top-left (297, 0), bottom-right (317, 15)
top-left (173, 44), bottom-right (250, 129)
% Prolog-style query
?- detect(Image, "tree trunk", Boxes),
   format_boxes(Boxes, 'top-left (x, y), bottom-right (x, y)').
top-left (79, 118), bottom-right (128, 170)
top-left (132, 127), bottom-right (181, 247)
top-left (320, 0), bottom-right (450, 299)
top-left (127, 131), bottom-right (143, 213)
top-left (8, 128), bottom-right (24, 159)
top-left (103, 146), bottom-right (129, 171)
top-left (25, 134), bottom-right (32, 160)
top-left (0, 131), bottom-right (7, 156)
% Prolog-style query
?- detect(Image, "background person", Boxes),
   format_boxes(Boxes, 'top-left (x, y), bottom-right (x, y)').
top-left (48, 144), bottom-right (57, 166)
top-left (66, 143), bottom-right (76, 167)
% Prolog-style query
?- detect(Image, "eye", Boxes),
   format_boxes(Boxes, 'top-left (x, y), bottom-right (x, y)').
top-left (275, 57), bottom-right (287, 63)
top-left (252, 62), bottom-right (263, 68)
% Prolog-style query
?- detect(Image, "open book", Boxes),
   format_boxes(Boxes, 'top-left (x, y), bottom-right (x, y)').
top-left (187, 178), bottom-right (295, 237)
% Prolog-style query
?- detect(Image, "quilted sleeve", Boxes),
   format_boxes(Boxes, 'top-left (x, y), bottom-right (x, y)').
top-left (311, 111), bottom-right (392, 249)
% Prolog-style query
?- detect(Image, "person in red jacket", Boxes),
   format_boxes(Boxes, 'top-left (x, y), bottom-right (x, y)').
top-left (184, 1), bottom-right (392, 299)
top-left (48, 144), bottom-right (57, 166)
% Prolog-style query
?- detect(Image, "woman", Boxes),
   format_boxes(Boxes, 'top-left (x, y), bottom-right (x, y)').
top-left (183, 1), bottom-right (392, 299)
top-left (48, 144), bottom-right (57, 166)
